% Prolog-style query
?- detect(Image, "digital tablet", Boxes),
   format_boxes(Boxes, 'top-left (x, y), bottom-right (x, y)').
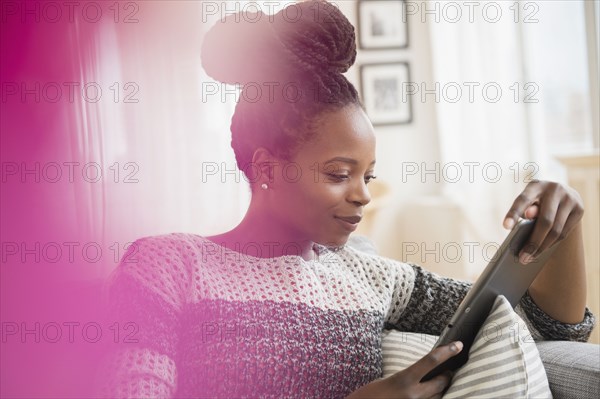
top-left (421, 218), bottom-right (559, 382)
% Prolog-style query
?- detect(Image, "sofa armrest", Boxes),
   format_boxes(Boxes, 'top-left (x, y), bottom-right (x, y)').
top-left (536, 341), bottom-right (600, 399)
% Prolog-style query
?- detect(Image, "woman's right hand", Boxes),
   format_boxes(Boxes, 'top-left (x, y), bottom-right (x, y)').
top-left (346, 341), bottom-right (463, 399)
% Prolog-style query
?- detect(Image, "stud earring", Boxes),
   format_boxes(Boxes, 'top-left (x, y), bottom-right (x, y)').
top-left (261, 183), bottom-right (268, 190)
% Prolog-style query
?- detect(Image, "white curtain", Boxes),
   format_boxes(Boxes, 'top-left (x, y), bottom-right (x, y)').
top-left (69, 2), bottom-right (256, 276)
top-left (428, 0), bottom-right (594, 277)
top-left (428, 0), bottom-right (537, 276)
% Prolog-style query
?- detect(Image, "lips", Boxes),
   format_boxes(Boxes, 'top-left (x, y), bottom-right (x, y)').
top-left (335, 215), bottom-right (362, 224)
top-left (334, 215), bottom-right (362, 232)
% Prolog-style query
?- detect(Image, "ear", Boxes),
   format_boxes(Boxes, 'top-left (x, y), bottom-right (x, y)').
top-left (251, 147), bottom-right (279, 185)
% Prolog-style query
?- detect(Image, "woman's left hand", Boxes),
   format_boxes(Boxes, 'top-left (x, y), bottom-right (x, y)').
top-left (503, 180), bottom-right (584, 264)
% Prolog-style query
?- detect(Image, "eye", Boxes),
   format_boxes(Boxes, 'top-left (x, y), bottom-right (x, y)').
top-left (326, 173), bottom-right (350, 182)
top-left (365, 175), bottom-right (377, 184)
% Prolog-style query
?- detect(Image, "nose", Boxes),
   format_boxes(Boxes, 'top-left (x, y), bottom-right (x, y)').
top-left (348, 179), bottom-right (371, 206)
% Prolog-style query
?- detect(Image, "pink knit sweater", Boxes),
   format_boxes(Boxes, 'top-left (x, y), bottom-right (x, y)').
top-left (93, 233), bottom-right (595, 398)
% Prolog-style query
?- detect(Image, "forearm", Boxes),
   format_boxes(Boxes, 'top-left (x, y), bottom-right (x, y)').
top-left (391, 264), bottom-right (471, 335)
top-left (528, 221), bottom-right (587, 324)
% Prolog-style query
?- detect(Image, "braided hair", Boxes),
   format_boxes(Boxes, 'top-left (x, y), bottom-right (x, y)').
top-left (201, 0), bottom-right (362, 187)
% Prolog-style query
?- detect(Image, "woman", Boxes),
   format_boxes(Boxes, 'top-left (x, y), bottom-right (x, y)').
top-left (96, 1), bottom-right (595, 398)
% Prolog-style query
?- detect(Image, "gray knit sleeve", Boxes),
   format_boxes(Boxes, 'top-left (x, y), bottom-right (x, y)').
top-left (515, 291), bottom-right (596, 342)
top-left (389, 263), bottom-right (471, 336)
top-left (390, 263), bottom-right (597, 342)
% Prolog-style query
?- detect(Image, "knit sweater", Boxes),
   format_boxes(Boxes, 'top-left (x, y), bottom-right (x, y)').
top-left (94, 233), bottom-right (596, 398)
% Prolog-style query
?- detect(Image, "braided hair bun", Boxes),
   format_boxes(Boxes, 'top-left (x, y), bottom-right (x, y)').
top-left (200, 1), bottom-right (362, 187)
top-left (201, 0), bottom-right (356, 85)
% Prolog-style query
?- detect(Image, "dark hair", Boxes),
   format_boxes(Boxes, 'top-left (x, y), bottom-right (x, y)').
top-left (201, 0), bottom-right (362, 187)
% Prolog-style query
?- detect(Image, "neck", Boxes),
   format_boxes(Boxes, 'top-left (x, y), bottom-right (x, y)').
top-left (222, 204), bottom-right (317, 262)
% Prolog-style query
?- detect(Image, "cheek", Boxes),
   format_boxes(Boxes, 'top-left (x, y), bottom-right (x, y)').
top-left (276, 165), bottom-right (347, 216)
top-left (294, 178), bottom-right (346, 214)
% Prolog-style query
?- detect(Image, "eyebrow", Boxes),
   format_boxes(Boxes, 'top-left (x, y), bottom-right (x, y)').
top-left (323, 157), bottom-right (376, 166)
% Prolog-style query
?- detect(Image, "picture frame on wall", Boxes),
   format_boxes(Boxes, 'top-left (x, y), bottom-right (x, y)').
top-left (357, 0), bottom-right (409, 49)
top-left (359, 62), bottom-right (412, 125)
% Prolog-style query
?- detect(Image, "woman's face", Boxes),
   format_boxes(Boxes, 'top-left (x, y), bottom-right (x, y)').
top-left (268, 104), bottom-right (377, 247)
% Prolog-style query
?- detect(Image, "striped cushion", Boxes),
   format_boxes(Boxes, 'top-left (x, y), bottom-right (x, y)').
top-left (382, 295), bottom-right (552, 398)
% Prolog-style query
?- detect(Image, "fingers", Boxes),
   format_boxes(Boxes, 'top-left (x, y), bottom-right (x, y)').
top-left (407, 341), bottom-right (463, 382)
top-left (524, 204), bottom-right (539, 220)
top-left (503, 182), bottom-right (542, 229)
top-left (519, 192), bottom-right (560, 264)
top-left (517, 184), bottom-right (584, 264)
top-left (560, 212), bottom-right (583, 243)
top-left (387, 343), bottom-right (462, 399)
top-left (529, 200), bottom-right (569, 260)
top-left (420, 372), bottom-right (452, 399)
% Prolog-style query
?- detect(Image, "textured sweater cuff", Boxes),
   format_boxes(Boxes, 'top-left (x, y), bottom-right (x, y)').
top-left (519, 290), bottom-right (596, 342)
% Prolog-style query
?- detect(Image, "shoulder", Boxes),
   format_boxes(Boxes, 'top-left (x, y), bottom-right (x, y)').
top-left (107, 233), bottom-right (201, 310)
top-left (130, 232), bottom-right (198, 250)
top-left (124, 232), bottom-right (209, 264)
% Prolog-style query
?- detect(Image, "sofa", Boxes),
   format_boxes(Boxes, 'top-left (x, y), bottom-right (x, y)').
top-left (346, 234), bottom-right (600, 399)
